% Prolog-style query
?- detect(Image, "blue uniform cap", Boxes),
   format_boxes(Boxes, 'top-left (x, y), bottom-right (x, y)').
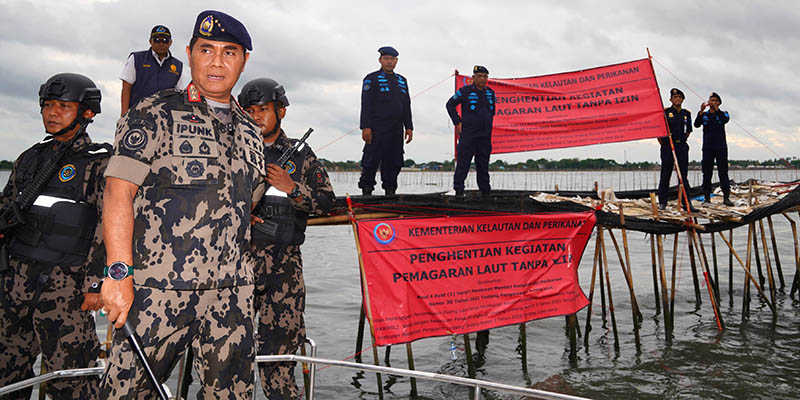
top-left (670, 88), bottom-right (685, 99)
top-left (473, 65), bottom-right (489, 74)
top-left (192, 10), bottom-right (252, 51)
top-left (378, 46), bottom-right (398, 57)
top-left (151, 25), bottom-right (171, 39)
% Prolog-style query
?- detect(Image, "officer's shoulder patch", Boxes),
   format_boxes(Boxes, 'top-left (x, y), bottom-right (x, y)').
top-left (122, 127), bottom-right (148, 151)
top-left (667, 112), bottom-right (674, 118)
top-left (363, 82), bottom-right (370, 91)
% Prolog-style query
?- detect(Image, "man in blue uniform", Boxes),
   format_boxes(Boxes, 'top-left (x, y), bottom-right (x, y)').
top-left (658, 88), bottom-right (696, 211)
top-left (694, 92), bottom-right (733, 206)
top-left (119, 25), bottom-right (187, 116)
top-left (446, 65), bottom-right (496, 197)
top-left (358, 46), bottom-right (413, 196)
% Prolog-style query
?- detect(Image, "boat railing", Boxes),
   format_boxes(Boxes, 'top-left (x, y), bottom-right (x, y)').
top-left (0, 337), bottom-right (588, 400)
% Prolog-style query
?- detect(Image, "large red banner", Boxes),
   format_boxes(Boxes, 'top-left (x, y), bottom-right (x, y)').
top-left (454, 58), bottom-right (667, 153)
top-left (357, 212), bottom-right (595, 345)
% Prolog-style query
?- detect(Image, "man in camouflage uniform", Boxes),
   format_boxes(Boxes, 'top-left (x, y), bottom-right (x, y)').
top-left (99, 10), bottom-right (266, 399)
top-left (238, 78), bottom-right (335, 399)
top-left (0, 73), bottom-right (108, 400)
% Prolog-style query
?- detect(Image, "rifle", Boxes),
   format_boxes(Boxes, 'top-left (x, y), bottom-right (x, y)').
top-left (0, 120), bottom-right (91, 273)
top-left (252, 128), bottom-right (313, 239)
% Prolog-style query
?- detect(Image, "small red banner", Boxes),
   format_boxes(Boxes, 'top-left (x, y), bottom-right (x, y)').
top-left (357, 212), bottom-right (595, 345)
top-left (455, 58), bottom-right (667, 153)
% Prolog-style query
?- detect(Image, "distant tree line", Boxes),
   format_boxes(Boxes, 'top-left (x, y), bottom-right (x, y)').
top-left (2, 157), bottom-right (797, 171)
top-left (319, 157), bottom-right (800, 172)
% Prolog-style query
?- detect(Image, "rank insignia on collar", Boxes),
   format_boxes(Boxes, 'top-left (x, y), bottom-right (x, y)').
top-left (187, 83), bottom-right (201, 102)
top-left (199, 15), bottom-right (214, 36)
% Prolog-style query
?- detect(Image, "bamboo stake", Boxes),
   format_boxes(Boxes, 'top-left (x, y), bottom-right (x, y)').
top-left (618, 205), bottom-right (643, 324)
top-left (669, 233), bottom-right (679, 332)
top-left (758, 219), bottom-right (777, 305)
top-left (354, 305), bottom-right (366, 363)
top-left (463, 333), bottom-right (475, 379)
top-left (519, 323), bottom-right (528, 374)
top-left (583, 233), bottom-right (602, 346)
top-left (696, 233), bottom-right (721, 305)
top-left (752, 223), bottom-right (765, 288)
top-left (784, 212), bottom-right (800, 299)
top-left (766, 216), bottom-right (786, 290)
top-left (728, 228), bottom-right (734, 306)
top-left (711, 233), bottom-right (720, 303)
top-left (405, 343), bottom-right (417, 396)
top-left (346, 195), bottom-right (384, 399)
top-left (309, 212), bottom-right (400, 226)
top-left (718, 230), bottom-right (777, 315)
top-left (656, 234), bottom-right (672, 340)
top-left (743, 224), bottom-right (754, 316)
top-left (689, 230), bottom-right (724, 331)
top-left (650, 234), bottom-right (661, 315)
top-left (687, 230), bottom-right (702, 305)
top-left (606, 229), bottom-right (641, 347)
top-left (599, 228), bottom-right (620, 351)
top-left (568, 314), bottom-right (578, 363)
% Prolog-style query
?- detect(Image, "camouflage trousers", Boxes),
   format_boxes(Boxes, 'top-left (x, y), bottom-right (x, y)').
top-left (0, 258), bottom-right (101, 400)
top-left (100, 285), bottom-right (255, 400)
top-left (253, 244), bottom-right (306, 400)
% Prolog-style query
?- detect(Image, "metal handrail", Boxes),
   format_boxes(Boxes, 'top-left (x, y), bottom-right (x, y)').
top-left (1, 347), bottom-right (587, 400)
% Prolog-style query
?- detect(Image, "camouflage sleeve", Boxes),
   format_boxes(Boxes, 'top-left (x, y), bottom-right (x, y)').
top-left (293, 148), bottom-right (335, 216)
top-left (0, 156), bottom-right (21, 210)
top-left (104, 105), bottom-right (160, 186)
top-left (82, 154), bottom-right (109, 293)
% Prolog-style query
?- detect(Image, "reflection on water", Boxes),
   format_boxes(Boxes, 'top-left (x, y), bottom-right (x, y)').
top-left (2, 170), bottom-right (798, 399)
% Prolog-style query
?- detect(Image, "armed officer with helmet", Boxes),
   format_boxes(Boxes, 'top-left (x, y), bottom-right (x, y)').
top-left (0, 73), bottom-right (109, 400)
top-left (239, 78), bottom-right (335, 399)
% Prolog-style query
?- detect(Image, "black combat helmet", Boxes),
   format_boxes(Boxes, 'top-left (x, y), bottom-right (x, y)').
top-left (237, 78), bottom-right (289, 109)
top-left (39, 73), bottom-right (102, 114)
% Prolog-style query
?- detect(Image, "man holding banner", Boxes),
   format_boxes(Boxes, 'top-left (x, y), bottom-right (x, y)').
top-left (447, 65), bottom-right (496, 197)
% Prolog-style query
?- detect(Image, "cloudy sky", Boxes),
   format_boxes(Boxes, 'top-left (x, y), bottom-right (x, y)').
top-left (1, 0), bottom-right (798, 164)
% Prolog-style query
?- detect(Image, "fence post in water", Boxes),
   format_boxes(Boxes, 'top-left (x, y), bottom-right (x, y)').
top-left (766, 216), bottom-right (785, 290)
top-left (744, 224), bottom-right (754, 316)
top-left (568, 314), bottom-right (578, 363)
top-left (519, 323), bottom-right (528, 373)
top-left (463, 333), bottom-right (476, 379)
top-left (606, 228), bottom-right (641, 348)
top-left (405, 343), bottom-right (417, 396)
top-left (584, 233), bottom-right (602, 347)
top-left (729, 228), bottom-right (734, 307)
top-left (355, 303), bottom-right (366, 363)
top-left (696, 233), bottom-right (721, 305)
top-left (711, 233), bottom-right (720, 303)
top-left (686, 231), bottom-right (703, 305)
top-left (598, 228), bottom-right (620, 352)
top-left (689, 230), bottom-right (724, 331)
top-left (656, 234), bottom-right (672, 341)
top-left (718, 230), bottom-right (777, 315)
top-left (618, 205), bottom-right (643, 324)
top-left (669, 233), bottom-right (680, 332)
top-left (757, 219), bottom-right (777, 305)
top-left (650, 233), bottom-right (661, 315)
top-left (784, 212), bottom-right (800, 299)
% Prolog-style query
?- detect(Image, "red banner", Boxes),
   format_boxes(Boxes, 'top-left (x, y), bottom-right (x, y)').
top-left (455, 58), bottom-right (667, 153)
top-left (357, 212), bottom-right (595, 345)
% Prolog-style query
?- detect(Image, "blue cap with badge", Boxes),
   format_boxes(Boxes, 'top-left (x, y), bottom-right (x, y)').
top-left (378, 46), bottom-right (398, 57)
top-left (192, 10), bottom-right (252, 51)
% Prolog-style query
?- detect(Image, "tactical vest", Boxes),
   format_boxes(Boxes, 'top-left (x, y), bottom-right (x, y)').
top-left (9, 141), bottom-right (110, 267)
top-left (130, 50), bottom-right (183, 107)
top-left (252, 139), bottom-right (310, 245)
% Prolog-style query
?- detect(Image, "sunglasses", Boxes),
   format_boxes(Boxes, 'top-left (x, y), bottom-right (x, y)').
top-left (152, 37), bottom-right (170, 44)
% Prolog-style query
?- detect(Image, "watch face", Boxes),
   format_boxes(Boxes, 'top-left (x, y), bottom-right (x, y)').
top-left (108, 262), bottom-right (130, 280)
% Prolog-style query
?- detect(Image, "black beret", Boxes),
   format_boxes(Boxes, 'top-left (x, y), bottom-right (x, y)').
top-left (709, 92), bottom-right (722, 103)
top-left (473, 65), bottom-right (489, 74)
top-left (193, 10), bottom-right (252, 51)
top-left (151, 25), bottom-right (171, 39)
top-left (378, 46), bottom-right (398, 57)
top-left (669, 88), bottom-right (685, 98)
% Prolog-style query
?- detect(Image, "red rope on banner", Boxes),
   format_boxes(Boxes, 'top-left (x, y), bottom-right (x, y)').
top-left (315, 73), bottom-right (455, 153)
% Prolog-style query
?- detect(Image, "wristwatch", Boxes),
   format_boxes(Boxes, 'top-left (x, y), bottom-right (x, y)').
top-left (288, 184), bottom-right (302, 199)
top-left (104, 261), bottom-right (134, 281)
